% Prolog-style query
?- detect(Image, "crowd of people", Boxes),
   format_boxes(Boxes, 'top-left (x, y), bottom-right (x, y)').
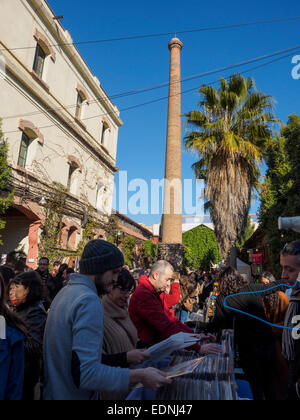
top-left (0, 238), bottom-right (300, 400)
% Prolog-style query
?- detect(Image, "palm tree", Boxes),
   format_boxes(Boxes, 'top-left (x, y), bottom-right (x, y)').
top-left (184, 74), bottom-right (277, 262)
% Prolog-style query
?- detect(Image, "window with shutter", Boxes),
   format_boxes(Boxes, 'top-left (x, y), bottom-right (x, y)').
top-left (33, 44), bottom-right (46, 78)
top-left (17, 133), bottom-right (31, 168)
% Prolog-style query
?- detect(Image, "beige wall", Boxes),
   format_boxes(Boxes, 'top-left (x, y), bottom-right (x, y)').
top-left (0, 0), bottom-right (122, 215)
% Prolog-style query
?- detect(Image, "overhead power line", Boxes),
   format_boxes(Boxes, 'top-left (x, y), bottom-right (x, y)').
top-left (1, 16), bottom-right (300, 52)
top-left (1, 43), bottom-right (300, 122)
top-left (2, 46), bottom-right (298, 137)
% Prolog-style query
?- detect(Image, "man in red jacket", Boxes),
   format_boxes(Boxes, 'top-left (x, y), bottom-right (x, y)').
top-left (138, 274), bottom-right (181, 318)
top-left (130, 261), bottom-right (221, 355)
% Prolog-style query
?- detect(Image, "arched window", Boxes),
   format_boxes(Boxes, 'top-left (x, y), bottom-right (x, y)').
top-left (32, 29), bottom-right (56, 80)
top-left (67, 226), bottom-right (78, 249)
top-left (67, 156), bottom-right (82, 196)
top-left (17, 120), bottom-right (44, 169)
top-left (67, 164), bottom-right (77, 191)
top-left (17, 132), bottom-right (30, 168)
top-left (101, 123), bottom-right (109, 145)
top-left (75, 84), bottom-right (89, 120)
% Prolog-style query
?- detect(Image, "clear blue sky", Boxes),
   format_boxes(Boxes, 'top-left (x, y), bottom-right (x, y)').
top-left (49, 0), bottom-right (300, 226)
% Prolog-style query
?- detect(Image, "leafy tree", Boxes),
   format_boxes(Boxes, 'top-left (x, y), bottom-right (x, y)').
top-left (183, 225), bottom-right (221, 270)
top-left (77, 207), bottom-right (101, 256)
top-left (0, 119), bottom-right (14, 244)
top-left (259, 115), bottom-right (300, 276)
top-left (184, 74), bottom-right (277, 261)
top-left (144, 240), bottom-right (157, 262)
top-left (106, 214), bottom-right (120, 245)
top-left (237, 216), bottom-right (256, 250)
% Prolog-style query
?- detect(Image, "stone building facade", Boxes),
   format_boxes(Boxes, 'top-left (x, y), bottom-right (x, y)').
top-left (0, 0), bottom-right (123, 267)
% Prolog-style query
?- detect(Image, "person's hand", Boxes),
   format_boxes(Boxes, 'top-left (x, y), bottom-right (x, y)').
top-left (140, 368), bottom-right (172, 390)
top-left (198, 333), bottom-right (216, 343)
top-left (126, 349), bottom-right (150, 365)
top-left (200, 343), bottom-right (223, 355)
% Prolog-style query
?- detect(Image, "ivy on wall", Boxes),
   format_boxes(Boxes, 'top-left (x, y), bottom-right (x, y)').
top-left (38, 182), bottom-right (69, 265)
top-left (182, 225), bottom-right (221, 271)
top-left (122, 235), bottom-right (136, 267)
top-left (0, 120), bottom-right (14, 244)
top-left (144, 240), bottom-right (157, 262)
top-left (77, 207), bottom-right (101, 256)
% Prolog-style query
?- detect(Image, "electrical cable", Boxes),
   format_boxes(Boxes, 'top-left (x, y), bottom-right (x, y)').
top-left (1, 43), bottom-right (299, 126)
top-left (1, 16), bottom-right (300, 52)
top-left (2, 46), bottom-right (299, 136)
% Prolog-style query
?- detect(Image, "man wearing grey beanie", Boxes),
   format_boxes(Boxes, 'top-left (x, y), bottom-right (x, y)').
top-left (43, 240), bottom-right (171, 400)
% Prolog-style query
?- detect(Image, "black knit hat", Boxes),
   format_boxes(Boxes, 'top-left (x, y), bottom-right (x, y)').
top-left (80, 239), bottom-right (124, 275)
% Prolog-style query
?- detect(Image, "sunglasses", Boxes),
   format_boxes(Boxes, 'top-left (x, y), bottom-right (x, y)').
top-left (114, 285), bottom-right (134, 295)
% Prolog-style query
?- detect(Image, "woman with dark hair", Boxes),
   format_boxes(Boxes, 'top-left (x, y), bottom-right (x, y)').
top-left (260, 271), bottom-right (276, 285)
top-left (0, 273), bottom-right (27, 400)
top-left (175, 274), bottom-right (200, 322)
top-left (13, 271), bottom-right (47, 400)
top-left (55, 263), bottom-right (68, 290)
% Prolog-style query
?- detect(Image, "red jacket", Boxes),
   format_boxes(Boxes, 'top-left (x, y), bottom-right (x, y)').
top-left (129, 276), bottom-right (200, 351)
top-left (138, 276), bottom-right (181, 316)
top-left (162, 282), bottom-right (181, 317)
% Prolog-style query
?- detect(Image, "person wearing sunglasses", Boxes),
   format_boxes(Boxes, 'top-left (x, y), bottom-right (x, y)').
top-left (102, 268), bottom-right (149, 366)
top-left (43, 240), bottom-right (171, 400)
top-left (101, 268), bottom-right (151, 400)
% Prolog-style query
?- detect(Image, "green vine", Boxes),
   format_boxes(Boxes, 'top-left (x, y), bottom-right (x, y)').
top-left (183, 225), bottom-right (221, 270)
top-left (106, 214), bottom-right (120, 245)
top-left (0, 119), bottom-right (14, 244)
top-left (38, 182), bottom-right (68, 265)
top-left (77, 207), bottom-right (101, 255)
top-left (143, 240), bottom-right (157, 264)
top-left (122, 236), bottom-right (136, 267)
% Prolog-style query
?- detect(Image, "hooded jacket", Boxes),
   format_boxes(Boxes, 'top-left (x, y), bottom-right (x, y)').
top-left (43, 273), bottom-right (130, 400)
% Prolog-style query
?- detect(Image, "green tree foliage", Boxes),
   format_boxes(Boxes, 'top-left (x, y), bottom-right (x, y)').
top-left (77, 207), bottom-right (101, 256)
top-left (106, 214), bottom-right (120, 244)
top-left (184, 74), bottom-right (277, 259)
top-left (144, 240), bottom-right (157, 261)
top-left (237, 216), bottom-right (256, 250)
top-left (259, 114), bottom-right (300, 276)
top-left (122, 236), bottom-right (136, 267)
top-left (183, 225), bottom-right (221, 270)
top-left (0, 119), bottom-right (14, 244)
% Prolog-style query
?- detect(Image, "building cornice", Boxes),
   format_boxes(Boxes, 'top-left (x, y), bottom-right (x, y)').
top-left (28, 0), bottom-right (123, 128)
